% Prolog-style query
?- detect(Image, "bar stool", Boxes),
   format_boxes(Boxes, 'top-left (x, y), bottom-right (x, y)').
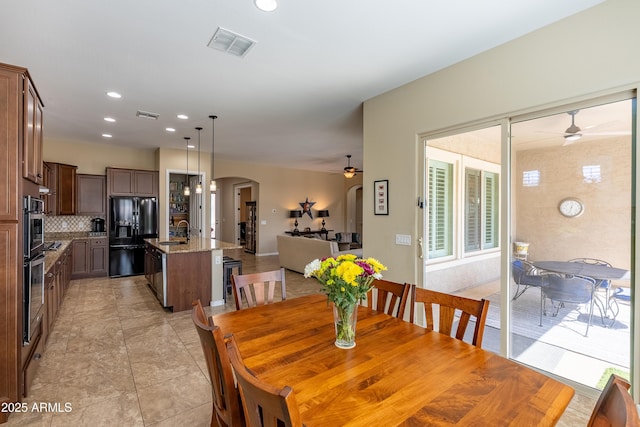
top-left (223, 257), bottom-right (242, 302)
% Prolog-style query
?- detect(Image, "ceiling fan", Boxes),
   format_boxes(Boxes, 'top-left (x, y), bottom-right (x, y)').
top-left (563, 110), bottom-right (582, 144)
top-left (343, 155), bottom-right (363, 178)
top-left (561, 109), bottom-right (630, 146)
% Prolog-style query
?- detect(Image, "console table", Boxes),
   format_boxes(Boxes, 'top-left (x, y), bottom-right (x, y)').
top-left (284, 229), bottom-right (332, 240)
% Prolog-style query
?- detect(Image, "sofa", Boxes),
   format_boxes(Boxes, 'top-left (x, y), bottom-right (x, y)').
top-left (335, 232), bottom-right (362, 251)
top-left (277, 234), bottom-right (364, 274)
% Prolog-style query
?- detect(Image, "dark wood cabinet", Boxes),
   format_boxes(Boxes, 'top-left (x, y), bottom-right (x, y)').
top-left (23, 77), bottom-right (43, 185)
top-left (0, 62), bottom-right (43, 420)
top-left (107, 167), bottom-right (158, 197)
top-left (89, 238), bottom-right (107, 276)
top-left (71, 237), bottom-right (107, 279)
top-left (43, 162), bottom-right (77, 215)
top-left (71, 239), bottom-right (89, 276)
top-left (76, 174), bottom-right (106, 216)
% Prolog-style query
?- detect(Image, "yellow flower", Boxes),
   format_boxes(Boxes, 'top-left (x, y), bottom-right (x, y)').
top-left (340, 286), bottom-right (345, 292)
top-left (336, 254), bottom-right (357, 262)
top-left (366, 257), bottom-right (387, 273)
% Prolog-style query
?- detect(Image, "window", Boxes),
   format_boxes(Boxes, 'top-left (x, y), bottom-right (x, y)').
top-left (427, 148), bottom-right (499, 261)
top-left (428, 159), bottom-right (453, 258)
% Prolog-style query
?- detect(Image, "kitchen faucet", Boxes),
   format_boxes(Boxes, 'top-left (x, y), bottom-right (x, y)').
top-left (176, 220), bottom-right (190, 241)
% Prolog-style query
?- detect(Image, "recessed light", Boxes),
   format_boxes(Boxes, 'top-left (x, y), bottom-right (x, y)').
top-left (255, 0), bottom-right (277, 12)
top-left (102, 133), bottom-right (113, 138)
top-left (166, 127), bottom-right (176, 132)
top-left (106, 91), bottom-right (122, 99)
top-left (177, 114), bottom-right (189, 120)
top-left (187, 144), bottom-right (195, 149)
top-left (104, 117), bottom-right (116, 123)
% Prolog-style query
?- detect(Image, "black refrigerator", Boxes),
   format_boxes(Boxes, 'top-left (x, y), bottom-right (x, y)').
top-left (109, 196), bottom-right (158, 277)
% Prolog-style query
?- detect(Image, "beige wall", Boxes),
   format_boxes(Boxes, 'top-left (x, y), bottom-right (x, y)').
top-left (214, 159), bottom-right (346, 254)
top-left (515, 138), bottom-right (631, 269)
top-left (43, 139), bottom-right (157, 174)
top-left (362, 0), bottom-right (639, 285)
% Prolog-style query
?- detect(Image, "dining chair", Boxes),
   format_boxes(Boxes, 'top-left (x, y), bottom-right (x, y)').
top-left (541, 274), bottom-right (597, 337)
top-left (587, 374), bottom-right (640, 427)
top-left (225, 334), bottom-right (303, 427)
top-left (191, 300), bottom-right (245, 427)
top-left (231, 268), bottom-right (286, 311)
top-left (366, 279), bottom-right (411, 319)
top-left (408, 286), bottom-right (490, 347)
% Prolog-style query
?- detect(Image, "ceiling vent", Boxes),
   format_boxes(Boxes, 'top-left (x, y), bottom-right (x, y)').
top-left (136, 110), bottom-right (159, 120)
top-left (207, 27), bottom-right (256, 58)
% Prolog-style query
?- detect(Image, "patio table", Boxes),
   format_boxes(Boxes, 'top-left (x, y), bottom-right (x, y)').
top-left (532, 261), bottom-right (629, 280)
top-left (213, 293), bottom-right (574, 426)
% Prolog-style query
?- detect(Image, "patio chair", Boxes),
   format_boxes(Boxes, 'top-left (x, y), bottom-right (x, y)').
top-left (569, 258), bottom-right (615, 323)
top-left (541, 274), bottom-right (597, 337)
top-left (511, 259), bottom-right (545, 301)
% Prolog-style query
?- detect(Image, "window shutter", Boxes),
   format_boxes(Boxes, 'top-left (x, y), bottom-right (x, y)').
top-left (428, 160), bottom-right (453, 258)
top-left (465, 168), bottom-right (481, 252)
top-left (483, 172), bottom-right (499, 248)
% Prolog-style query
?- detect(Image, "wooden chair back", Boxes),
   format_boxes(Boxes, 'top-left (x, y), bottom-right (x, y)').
top-left (226, 334), bottom-right (303, 427)
top-left (231, 268), bottom-right (286, 311)
top-left (587, 374), bottom-right (639, 427)
top-left (409, 286), bottom-right (490, 347)
top-left (191, 300), bottom-right (244, 427)
top-left (366, 279), bottom-right (410, 319)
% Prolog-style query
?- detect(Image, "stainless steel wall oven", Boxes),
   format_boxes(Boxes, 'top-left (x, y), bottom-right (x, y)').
top-left (23, 196), bottom-right (45, 345)
top-left (24, 196), bottom-right (44, 259)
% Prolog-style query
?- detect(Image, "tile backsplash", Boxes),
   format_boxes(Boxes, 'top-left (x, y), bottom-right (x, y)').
top-left (45, 215), bottom-right (103, 233)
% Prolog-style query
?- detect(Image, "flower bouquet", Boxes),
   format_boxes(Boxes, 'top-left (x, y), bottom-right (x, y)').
top-left (304, 254), bottom-right (386, 348)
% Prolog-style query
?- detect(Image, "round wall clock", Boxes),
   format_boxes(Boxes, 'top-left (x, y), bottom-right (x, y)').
top-left (558, 198), bottom-right (584, 218)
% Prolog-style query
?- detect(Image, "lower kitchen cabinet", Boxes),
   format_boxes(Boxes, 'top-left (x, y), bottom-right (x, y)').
top-left (27, 243), bottom-right (71, 397)
top-left (71, 237), bottom-right (107, 279)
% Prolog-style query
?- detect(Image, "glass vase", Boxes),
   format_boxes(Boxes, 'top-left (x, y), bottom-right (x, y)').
top-left (333, 302), bottom-right (358, 349)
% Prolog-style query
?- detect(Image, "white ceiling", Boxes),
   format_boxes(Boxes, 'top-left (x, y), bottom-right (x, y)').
top-left (0, 0), bottom-right (605, 174)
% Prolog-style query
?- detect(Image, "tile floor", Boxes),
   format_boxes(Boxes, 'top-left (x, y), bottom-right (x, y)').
top-left (6, 249), bottom-right (595, 426)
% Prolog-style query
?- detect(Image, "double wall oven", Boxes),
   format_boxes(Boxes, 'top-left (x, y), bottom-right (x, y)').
top-left (23, 196), bottom-right (45, 345)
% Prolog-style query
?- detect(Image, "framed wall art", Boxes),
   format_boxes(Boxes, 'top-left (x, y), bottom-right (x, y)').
top-left (374, 180), bottom-right (389, 215)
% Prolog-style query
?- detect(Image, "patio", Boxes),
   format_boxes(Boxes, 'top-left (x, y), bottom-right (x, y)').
top-left (475, 283), bottom-right (630, 388)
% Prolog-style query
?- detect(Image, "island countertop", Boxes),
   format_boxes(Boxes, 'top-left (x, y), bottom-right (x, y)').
top-left (144, 237), bottom-right (243, 254)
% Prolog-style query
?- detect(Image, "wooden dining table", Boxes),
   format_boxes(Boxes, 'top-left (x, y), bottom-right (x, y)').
top-left (212, 293), bottom-right (575, 426)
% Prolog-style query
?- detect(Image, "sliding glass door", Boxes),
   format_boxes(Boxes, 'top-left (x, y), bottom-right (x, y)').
top-left (509, 98), bottom-right (634, 389)
top-left (421, 95), bottom-right (636, 391)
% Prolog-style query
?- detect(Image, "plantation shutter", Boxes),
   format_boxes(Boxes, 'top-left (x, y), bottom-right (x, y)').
top-left (465, 168), bottom-right (481, 252)
top-left (484, 172), bottom-right (499, 248)
top-left (428, 159), bottom-right (453, 258)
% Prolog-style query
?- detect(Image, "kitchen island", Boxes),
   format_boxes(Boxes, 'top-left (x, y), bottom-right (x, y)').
top-left (144, 237), bottom-right (242, 312)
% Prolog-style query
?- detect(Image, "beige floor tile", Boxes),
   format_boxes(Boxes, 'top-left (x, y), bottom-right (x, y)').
top-left (4, 410), bottom-right (53, 427)
top-left (137, 371), bottom-right (212, 425)
top-left (55, 371), bottom-right (136, 411)
top-left (49, 392), bottom-right (143, 427)
top-left (147, 401), bottom-right (213, 427)
top-left (128, 341), bottom-right (200, 388)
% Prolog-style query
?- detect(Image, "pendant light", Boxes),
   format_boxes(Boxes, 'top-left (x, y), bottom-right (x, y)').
top-left (183, 137), bottom-right (191, 196)
top-left (209, 115), bottom-right (218, 192)
top-left (195, 127), bottom-right (203, 194)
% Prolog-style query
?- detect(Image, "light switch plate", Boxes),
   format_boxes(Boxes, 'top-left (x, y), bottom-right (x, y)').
top-left (395, 234), bottom-right (411, 245)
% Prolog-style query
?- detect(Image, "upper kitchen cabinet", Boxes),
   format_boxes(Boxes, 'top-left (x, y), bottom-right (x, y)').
top-left (43, 162), bottom-right (77, 215)
top-left (107, 167), bottom-right (158, 197)
top-left (23, 76), bottom-right (44, 185)
top-left (76, 174), bottom-right (106, 216)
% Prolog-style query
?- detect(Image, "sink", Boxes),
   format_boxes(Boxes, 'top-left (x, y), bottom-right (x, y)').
top-left (159, 241), bottom-right (188, 245)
